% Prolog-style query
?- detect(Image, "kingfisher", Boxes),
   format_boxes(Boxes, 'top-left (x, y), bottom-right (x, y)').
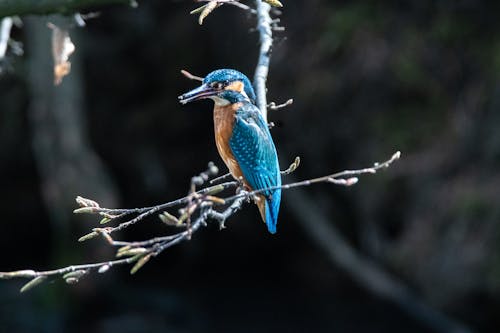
top-left (178, 69), bottom-right (281, 234)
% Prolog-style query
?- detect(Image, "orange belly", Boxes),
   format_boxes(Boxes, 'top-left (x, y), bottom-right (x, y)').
top-left (213, 104), bottom-right (267, 224)
top-left (213, 103), bottom-right (245, 183)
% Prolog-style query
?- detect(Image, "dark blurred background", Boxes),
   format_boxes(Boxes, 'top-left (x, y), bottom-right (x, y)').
top-left (1, 0), bottom-right (499, 332)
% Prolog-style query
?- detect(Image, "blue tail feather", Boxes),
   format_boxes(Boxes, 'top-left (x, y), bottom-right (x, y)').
top-left (265, 190), bottom-right (281, 234)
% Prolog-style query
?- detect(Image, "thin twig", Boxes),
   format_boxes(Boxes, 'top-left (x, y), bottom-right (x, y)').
top-left (196, 0), bottom-right (255, 12)
top-left (191, 0), bottom-right (255, 24)
top-left (208, 172), bottom-right (232, 184)
top-left (181, 69), bottom-right (204, 82)
top-left (74, 180), bottom-right (236, 218)
top-left (225, 1), bottom-right (256, 13)
top-left (78, 150), bottom-right (399, 250)
top-left (0, 256), bottom-right (139, 280)
top-left (268, 98), bottom-right (293, 110)
top-left (0, 152), bottom-right (400, 288)
top-left (209, 156), bottom-right (301, 184)
top-left (224, 151), bottom-right (401, 203)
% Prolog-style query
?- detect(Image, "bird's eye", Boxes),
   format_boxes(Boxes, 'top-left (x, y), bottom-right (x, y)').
top-left (210, 82), bottom-right (224, 90)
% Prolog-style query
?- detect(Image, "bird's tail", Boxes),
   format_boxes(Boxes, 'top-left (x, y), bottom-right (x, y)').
top-left (257, 190), bottom-right (281, 234)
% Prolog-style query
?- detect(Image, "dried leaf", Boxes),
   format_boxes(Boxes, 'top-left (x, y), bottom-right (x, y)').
top-left (20, 276), bottom-right (47, 293)
top-left (48, 23), bottom-right (75, 86)
top-left (130, 253), bottom-right (152, 275)
top-left (199, 1), bottom-right (218, 25)
top-left (263, 0), bottom-right (283, 7)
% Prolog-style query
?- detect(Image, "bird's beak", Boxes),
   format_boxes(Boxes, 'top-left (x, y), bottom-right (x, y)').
top-left (178, 84), bottom-right (218, 104)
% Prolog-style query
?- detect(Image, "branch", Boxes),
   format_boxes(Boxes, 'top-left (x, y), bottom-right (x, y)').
top-left (268, 98), bottom-right (293, 110)
top-left (209, 155), bottom-right (300, 184)
top-left (0, 153), bottom-right (399, 291)
top-left (0, 0), bottom-right (131, 18)
top-left (224, 151), bottom-right (401, 204)
top-left (73, 178), bottom-right (238, 238)
top-left (0, 16), bottom-right (12, 59)
top-left (253, 0), bottom-right (274, 121)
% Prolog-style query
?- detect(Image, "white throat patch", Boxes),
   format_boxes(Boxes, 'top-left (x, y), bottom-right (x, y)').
top-left (210, 96), bottom-right (231, 106)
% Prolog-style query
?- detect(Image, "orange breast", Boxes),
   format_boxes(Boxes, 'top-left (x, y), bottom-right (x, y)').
top-left (213, 103), bottom-right (266, 224)
top-left (213, 103), bottom-right (246, 184)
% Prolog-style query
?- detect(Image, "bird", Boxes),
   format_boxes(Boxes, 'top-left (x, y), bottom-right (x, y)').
top-left (178, 69), bottom-right (281, 234)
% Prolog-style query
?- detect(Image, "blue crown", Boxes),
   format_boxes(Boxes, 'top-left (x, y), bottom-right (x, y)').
top-left (203, 69), bottom-right (256, 103)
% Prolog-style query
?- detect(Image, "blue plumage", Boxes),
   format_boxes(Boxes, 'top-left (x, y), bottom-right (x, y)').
top-left (229, 103), bottom-right (281, 233)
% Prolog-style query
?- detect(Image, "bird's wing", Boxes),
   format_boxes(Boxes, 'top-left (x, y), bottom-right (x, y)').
top-left (229, 104), bottom-right (280, 197)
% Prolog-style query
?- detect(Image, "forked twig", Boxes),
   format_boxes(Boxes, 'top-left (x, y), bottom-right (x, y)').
top-left (0, 152), bottom-right (400, 290)
top-left (181, 69), bottom-right (204, 81)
